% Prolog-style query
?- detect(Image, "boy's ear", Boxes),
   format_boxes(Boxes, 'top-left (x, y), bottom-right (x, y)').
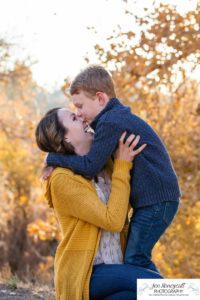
top-left (96, 91), bottom-right (109, 106)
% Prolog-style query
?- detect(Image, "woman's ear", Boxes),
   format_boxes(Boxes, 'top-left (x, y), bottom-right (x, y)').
top-left (96, 92), bottom-right (109, 106)
top-left (64, 136), bottom-right (70, 143)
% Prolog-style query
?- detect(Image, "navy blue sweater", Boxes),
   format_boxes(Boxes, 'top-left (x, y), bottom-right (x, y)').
top-left (47, 98), bottom-right (181, 208)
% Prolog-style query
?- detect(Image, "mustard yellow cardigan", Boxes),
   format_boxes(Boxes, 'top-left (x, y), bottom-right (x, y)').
top-left (44, 159), bottom-right (132, 300)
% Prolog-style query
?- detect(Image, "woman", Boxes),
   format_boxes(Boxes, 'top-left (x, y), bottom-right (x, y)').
top-left (35, 108), bottom-right (162, 300)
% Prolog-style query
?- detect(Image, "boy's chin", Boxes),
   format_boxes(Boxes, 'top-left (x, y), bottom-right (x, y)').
top-left (87, 116), bottom-right (95, 124)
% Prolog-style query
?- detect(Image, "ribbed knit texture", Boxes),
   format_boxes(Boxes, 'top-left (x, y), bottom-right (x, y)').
top-left (47, 98), bottom-right (181, 208)
top-left (45, 159), bottom-right (132, 300)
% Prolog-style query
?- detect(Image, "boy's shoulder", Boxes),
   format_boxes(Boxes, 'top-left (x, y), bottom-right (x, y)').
top-left (92, 98), bottom-right (150, 132)
top-left (99, 102), bottom-right (134, 124)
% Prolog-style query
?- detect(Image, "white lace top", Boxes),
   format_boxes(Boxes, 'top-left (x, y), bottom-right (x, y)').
top-left (93, 170), bottom-right (123, 265)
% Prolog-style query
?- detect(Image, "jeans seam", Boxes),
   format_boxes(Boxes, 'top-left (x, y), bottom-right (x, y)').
top-left (163, 201), bottom-right (178, 226)
top-left (137, 206), bottom-right (160, 255)
top-left (163, 202), bottom-right (169, 225)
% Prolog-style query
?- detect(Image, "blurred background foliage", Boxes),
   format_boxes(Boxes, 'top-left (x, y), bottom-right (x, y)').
top-left (0, 1), bottom-right (199, 286)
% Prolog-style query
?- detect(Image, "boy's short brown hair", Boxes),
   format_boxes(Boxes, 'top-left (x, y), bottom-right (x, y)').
top-left (69, 65), bottom-right (116, 99)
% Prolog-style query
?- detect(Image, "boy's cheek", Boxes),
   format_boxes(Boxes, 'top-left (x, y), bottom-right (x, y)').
top-left (85, 111), bottom-right (92, 119)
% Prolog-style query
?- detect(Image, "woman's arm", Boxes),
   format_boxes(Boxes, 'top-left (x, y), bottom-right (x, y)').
top-left (51, 159), bottom-right (131, 232)
top-left (50, 133), bottom-right (146, 232)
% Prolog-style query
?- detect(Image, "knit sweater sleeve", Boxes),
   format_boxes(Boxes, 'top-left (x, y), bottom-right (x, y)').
top-left (47, 122), bottom-right (124, 178)
top-left (51, 160), bottom-right (132, 232)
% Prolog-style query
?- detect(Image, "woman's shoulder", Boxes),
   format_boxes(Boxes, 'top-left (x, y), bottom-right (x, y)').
top-left (49, 167), bottom-right (92, 186)
top-left (51, 167), bottom-right (74, 177)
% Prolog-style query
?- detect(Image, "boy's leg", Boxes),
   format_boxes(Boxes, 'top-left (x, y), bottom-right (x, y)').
top-left (89, 263), bottom-right (163, 300)
top-left (124, 201), bottom-right (179, 272)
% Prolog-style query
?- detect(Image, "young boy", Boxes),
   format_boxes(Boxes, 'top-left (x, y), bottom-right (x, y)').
top-left (47, 65), bottom-right (180, 272)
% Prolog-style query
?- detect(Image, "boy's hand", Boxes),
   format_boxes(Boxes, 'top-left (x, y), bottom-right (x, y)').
top-left (42, 166), bottom-right (55, 180)
top-left (42, 154), bottom-right (55, 180)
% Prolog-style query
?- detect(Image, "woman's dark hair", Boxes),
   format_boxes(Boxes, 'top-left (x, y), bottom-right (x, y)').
top-left (35, 107), bottom-right (75, 154)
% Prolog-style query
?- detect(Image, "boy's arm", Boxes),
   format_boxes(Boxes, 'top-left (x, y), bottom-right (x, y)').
top-left (47, 122), bottom-right (124, 178)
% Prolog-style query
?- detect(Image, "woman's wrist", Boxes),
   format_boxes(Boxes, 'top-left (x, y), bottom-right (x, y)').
top-left (114, 159), bottom-right (132, 172)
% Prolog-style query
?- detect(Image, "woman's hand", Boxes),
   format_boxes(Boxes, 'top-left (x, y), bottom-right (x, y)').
top-left (115, 132), bottom-right (147, 162)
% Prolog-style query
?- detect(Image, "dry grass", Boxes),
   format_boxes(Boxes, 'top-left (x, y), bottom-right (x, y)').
top-left (0, 266), bottom-right (55, 300)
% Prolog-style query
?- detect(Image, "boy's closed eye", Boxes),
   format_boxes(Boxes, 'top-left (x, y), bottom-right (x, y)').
top-left (75, 104), bottom-right (83, 109)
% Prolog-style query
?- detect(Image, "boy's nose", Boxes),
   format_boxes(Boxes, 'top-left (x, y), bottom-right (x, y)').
top-left (77, 111), bottom-right (85, 121)
top-left (77, 110), bottom-right (83, 118)
top-left (77, 115), bottom-right (84, 122)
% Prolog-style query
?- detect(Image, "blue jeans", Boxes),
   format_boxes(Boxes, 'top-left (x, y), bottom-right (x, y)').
top-left (124, 201), bottom-right (179, 272)
top-left (89, 264), bottom-right (163, 300)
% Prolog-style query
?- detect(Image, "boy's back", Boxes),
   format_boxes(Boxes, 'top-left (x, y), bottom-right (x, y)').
top-left (91, 98), bottom-right (180, 208)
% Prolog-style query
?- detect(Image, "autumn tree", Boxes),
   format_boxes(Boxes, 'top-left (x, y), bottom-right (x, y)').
top-left (0, 39), bottom-right (58, 281)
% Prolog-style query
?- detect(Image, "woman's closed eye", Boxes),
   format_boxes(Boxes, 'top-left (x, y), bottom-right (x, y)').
top-left (71, 113), bottom-right (77, 121)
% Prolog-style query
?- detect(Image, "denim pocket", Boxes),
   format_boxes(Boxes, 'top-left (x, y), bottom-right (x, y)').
top-left (163, 202), bottom-right (179, 226)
